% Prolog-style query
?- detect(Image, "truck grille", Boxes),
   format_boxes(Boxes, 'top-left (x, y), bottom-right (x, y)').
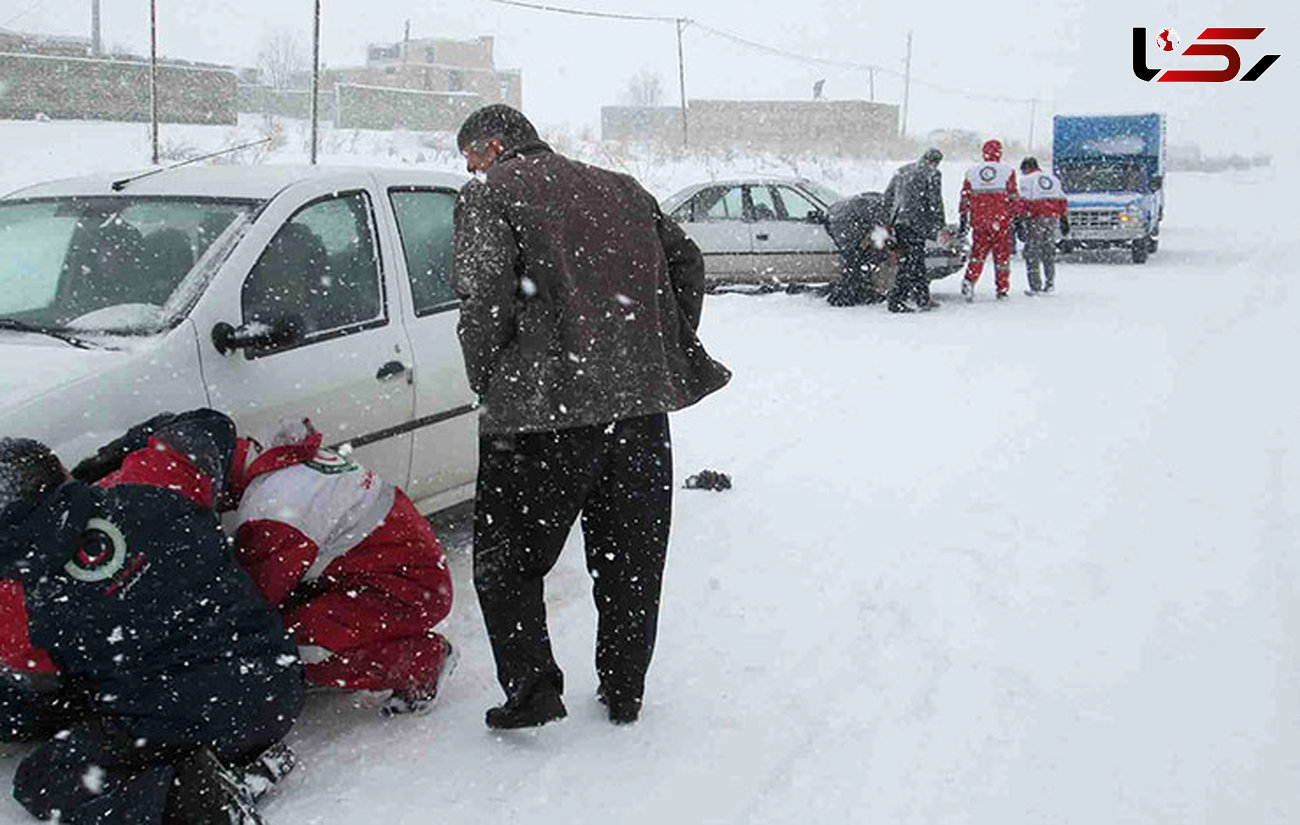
top-left (1070, 209), bottom-right (1122, 231)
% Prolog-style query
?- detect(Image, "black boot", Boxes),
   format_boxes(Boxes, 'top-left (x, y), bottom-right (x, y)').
top-left (241, 742), bottom-right (296, 803)
top-left (485, 687), bottom-right (567, 730)
top-left (597, 684), bottom-right (641, 725)
top-left (164, 748), bottom-right (264, 825)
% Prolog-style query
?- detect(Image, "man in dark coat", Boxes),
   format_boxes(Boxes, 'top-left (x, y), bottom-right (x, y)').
top-left (883, 147), bottom-right (948, 312)
top-left (0, 410), bottom-right (303, 825)
top-left (453, 104), bottom-right (731, 729)
top-left (824, 192), bottom-right (895, 307)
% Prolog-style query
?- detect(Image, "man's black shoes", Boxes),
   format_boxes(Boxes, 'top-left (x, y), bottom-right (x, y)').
top-left (596, 684), bottom-right (641, 725)
top-left (485, 689), bottom-right (567, 730)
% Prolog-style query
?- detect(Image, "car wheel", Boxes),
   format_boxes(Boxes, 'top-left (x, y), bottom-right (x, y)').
top-left (1131, 239), bottom-right (1149, 264)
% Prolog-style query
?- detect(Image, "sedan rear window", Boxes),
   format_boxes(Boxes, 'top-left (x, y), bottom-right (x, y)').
top-left (0, 197), bottom-right (258, 334)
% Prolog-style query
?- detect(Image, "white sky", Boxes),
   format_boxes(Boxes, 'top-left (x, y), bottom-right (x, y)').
top-left (8, 0), bottom-right (1295, 154)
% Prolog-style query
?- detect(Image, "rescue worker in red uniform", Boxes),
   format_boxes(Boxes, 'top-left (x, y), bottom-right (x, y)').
top-left (228, 419), bottom-right (455, 717)
top-left (1014, 156), bottom-right (1070, 295)
top-left (959, 139), bottom-right (1019, 301)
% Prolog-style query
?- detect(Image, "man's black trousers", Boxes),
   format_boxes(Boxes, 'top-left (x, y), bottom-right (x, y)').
top-left (890, 224), bottom-right (931, 306)
top-left (473, 413), bottom-right (672, 712)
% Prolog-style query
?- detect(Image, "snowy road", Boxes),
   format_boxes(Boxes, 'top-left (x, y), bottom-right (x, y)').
top-left (2, 162), bottom-right (1296, 823)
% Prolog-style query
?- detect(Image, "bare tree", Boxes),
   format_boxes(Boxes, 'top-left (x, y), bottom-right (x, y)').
top-left (622, 70), bottom-right (664, 107)
top-left (257, 30), bottom-right (307, 90)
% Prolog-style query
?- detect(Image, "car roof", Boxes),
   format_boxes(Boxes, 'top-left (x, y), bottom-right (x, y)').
top-left (4, 165), bottom-right (468, 201)
top-left (661, 176), bottom-right (834, 212)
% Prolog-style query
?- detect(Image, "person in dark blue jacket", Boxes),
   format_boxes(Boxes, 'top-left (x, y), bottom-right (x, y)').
top-left (0, 410), bottom-right (303, 825)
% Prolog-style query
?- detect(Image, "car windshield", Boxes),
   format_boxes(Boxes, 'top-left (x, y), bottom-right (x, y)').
top-left (0, 196), bottom-right (259, 335)
top-left (798, 181), bottom-right (845, 207)
top-left (1058, 163), bottom-right (1149, 194)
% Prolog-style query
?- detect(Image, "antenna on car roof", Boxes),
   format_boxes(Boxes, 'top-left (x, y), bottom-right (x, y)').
top-left (110, 137), bottom-right (275, 192)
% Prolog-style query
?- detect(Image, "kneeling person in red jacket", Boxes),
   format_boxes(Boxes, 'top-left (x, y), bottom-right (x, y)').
top-left (228, 420), bottom-right (455, 716)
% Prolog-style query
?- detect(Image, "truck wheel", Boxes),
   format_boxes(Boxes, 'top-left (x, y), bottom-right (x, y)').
top-left (1131, 239), bottom-right (1149, 264)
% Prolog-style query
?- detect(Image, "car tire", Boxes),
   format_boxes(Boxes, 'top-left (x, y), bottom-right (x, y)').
top-left (1131, 239), bottom-right (1150, 264)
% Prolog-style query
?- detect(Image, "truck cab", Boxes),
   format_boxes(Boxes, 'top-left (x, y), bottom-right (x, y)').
top-left (1052, 113), bottom-right (1166, 264)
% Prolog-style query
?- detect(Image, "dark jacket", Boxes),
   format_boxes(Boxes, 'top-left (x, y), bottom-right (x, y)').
top-left (453, 142), bottom-right (731, 434)
top-left (883, 160), bottom-right (947, 239)
top-left (0, 411), bottom-right (302, 740)
top-left (826, 192), bottom-right (890, 253)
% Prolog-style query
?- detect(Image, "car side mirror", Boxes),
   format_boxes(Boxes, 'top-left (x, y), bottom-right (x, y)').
top-left (211, 315), bottom-right (302, 355)
top-left (806, 209), bottom-right (828, 225)
top-left (1149, 175), bottom-right (1163, 191)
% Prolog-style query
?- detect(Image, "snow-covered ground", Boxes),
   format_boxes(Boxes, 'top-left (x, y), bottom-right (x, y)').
top-left (1, 118), bottom-right (1297, 823)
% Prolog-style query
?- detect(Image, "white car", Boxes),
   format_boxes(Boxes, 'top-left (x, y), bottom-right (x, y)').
top-left (0, 165), bottom-right (477, 515)
top-left (661, 176), bottom-right (965, 284)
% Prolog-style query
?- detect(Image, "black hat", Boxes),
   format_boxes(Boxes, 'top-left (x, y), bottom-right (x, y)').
top-left (922, 147), bottom-right (943, 164)
top-left (0, 438), bottom-right (64, 518)
top-left (457, 104), bottom-right (540, 153)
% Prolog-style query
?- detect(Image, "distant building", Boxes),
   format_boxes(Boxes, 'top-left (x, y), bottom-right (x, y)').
top-left (602, 100), bottom-right (900, 156)
top-left (330, 35), bottom-right (521, 109)
top-left (0, 27), bottom-right (92, 58)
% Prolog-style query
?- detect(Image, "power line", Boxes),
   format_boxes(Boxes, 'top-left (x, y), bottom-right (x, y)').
top-left (1, 0), bottom-right (46, 29)
top-left (689, 20), bottom-right (897, 76)
top-left (482, 1), bottom-right (1044, 110)
top-left (483, 0), bottom-right (680, 24)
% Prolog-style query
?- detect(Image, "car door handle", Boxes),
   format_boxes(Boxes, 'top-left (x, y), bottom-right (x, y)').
top-left (376, 360), bottom-right (410, 382)
top-left (755, 233), bottom-right (770, 241)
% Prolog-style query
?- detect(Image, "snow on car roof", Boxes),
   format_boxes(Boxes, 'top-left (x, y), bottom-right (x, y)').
top-left (4, 165), bottom-right (467, 201)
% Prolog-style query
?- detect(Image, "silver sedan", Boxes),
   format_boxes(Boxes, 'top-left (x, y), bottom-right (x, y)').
top-left (661, 176), bottom-right (964, 285)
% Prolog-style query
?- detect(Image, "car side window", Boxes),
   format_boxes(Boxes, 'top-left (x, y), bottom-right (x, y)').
top-left (693, 187), bottom-right (745, 222)
top-left (748, 187), bottom-right (779, 222)
top-left (774, 186), bottom-right (823, 222)
top-left (242, 190), bottom-right (384, 345)
top-left (389, 188), bottom-right (457, 315)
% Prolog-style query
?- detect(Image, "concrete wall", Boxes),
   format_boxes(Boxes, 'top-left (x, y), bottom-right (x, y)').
top-left (335, 83), bottom-right (482, 131)
top-left (0, 52), bottom-right (237, 124)
top-left (328, 64), bottom-right (520, 109)
top-left (602, 106), bottom-right (683, 145)
top-left (237, 85), bottom-right (337, 121)
top-left (602, 100), bottom-right (900, 156)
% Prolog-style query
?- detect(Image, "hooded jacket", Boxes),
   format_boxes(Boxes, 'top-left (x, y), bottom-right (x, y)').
top-left (453, 141), bottom-right (731, 434)
top-left (0, 411), bottom-right (300, 726)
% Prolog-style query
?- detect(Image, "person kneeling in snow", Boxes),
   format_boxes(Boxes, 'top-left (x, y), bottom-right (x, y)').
top-left (0, 410), bottom-right (304, 825)
top-left (227, 419), bottom-right (455, 716)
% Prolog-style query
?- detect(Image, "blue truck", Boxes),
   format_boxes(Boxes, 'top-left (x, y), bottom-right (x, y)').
top-left (1052, 113), bottom-right (1166, 263)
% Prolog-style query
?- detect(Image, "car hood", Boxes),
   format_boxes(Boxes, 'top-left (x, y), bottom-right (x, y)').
top-left (1065, 193), bottom-right (1146, 209)
top-left (0, 339), bottom-right (130, 415)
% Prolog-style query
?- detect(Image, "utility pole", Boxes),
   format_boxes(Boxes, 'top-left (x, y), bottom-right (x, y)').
top-left (310, 0), bottom-right (321, 165)
top-left (676, 18), bottom-right (689, 149)
top-left (149, 0), bottom-right (159, 165)
top-left (868, 67), bottom-right (875, 102)
top-left (1027, 98), bottom-right (1037, 151)
top-left (91, 0), bottom-right (102, 56)
top-left (900, 30), bottom-right (912, 137)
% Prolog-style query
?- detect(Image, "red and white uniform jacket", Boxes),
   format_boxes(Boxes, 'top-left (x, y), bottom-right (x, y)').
top-left (230, 422), bottom-right (400, 605)
top-left (960, 161), bottom-right (1019, 231)
top-left (229, 420), bottom-right (451, 628)
top-left (1016, 169), bottom-right (1068, 219)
